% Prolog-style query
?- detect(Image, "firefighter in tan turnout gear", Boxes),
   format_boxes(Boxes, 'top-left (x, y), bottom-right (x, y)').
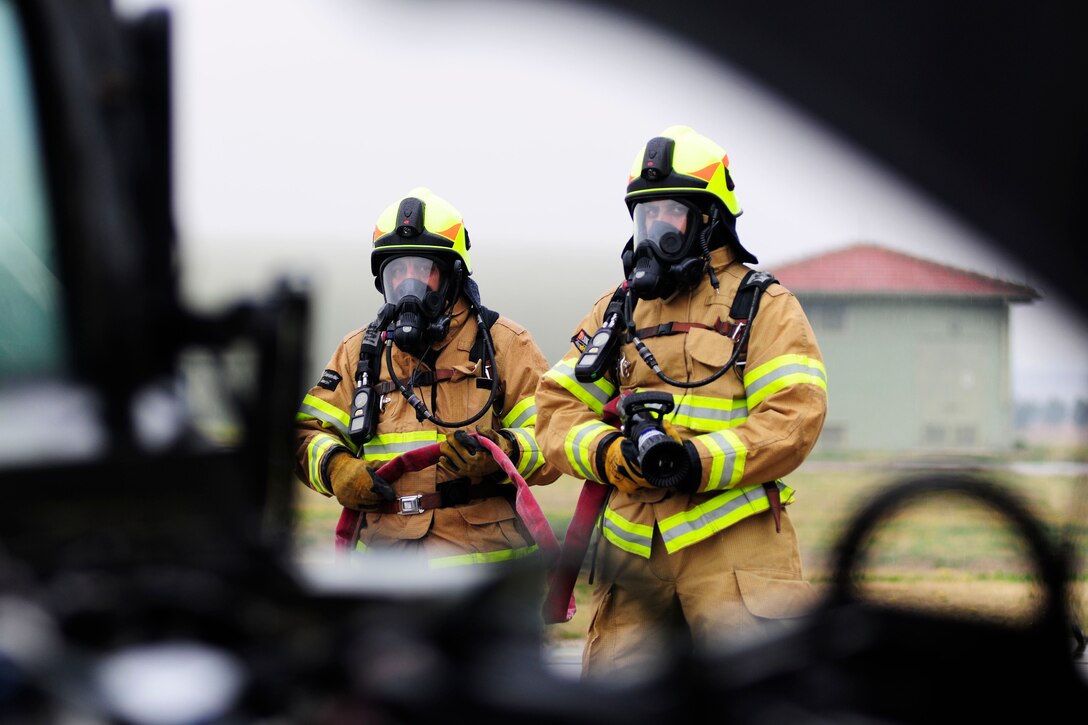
top-left (295, 187), bottom-right (559, 567)
top-left (535, 126), bottom-right (828, 679)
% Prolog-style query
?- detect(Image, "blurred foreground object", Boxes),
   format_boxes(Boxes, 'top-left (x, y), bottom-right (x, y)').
top-left (0, 1), bottom-right (1083, 723)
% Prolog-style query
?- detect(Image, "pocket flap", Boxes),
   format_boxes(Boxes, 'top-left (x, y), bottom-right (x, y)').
top-left (736, 569), bottom-right (818, 619)
top-left (455, 496), bottom-right (516, 525)
top-left (687, 327), bottom-right (734, 368)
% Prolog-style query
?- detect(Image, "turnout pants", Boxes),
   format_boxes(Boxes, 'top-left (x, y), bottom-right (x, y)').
top-left (582, 509), bottom-right (816, 681)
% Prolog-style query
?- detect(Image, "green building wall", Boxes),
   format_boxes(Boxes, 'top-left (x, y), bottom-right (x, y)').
top-left (798, 294), bottom-right (1013, 454)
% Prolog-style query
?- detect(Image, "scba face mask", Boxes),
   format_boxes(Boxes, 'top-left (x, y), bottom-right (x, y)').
top-left (625, 199), bottom-right (706, 300)
top-left (380, 255), bottom-right (453, 356)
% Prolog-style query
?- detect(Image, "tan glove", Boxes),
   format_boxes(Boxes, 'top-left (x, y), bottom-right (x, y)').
top-left (602, 435), bottom-right (654, 494)
top-left (659, 418), bottom-right (682, 443)
top-left (439, 429), bottom-right (500, 478)
top-left (326, 452), bottom-right (394, 509)
top-left (476, 426), bottom-right (519, 465)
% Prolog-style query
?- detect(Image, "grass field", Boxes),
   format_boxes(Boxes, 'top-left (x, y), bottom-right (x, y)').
top-left (292, 458), bottom-right (1088, 647)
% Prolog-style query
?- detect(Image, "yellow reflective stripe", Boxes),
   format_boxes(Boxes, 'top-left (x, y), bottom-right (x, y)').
top-left (428, 544), bottom-right (539, 568)
top-left (565, 420), bottom-right (615, 482)
top-left (363, 430), bottom-right (441, 461)
top-left (306, 433), bottom-right (342, 495)
top-left (543, 358), bottom-right (616, 415)
top-left (298, 394), bottom-right (350, 434)
top-left (658, 481), bottom-right (795, 553)
top-left (669, 392), bottom-right (748, 432)
top-left (601, 507), bottom-right (653, 558)
top-left (506, 427), bottom-right (543, 476)
top-left (502, 396), bottom-right (537, 429)
top-left (743, 354), bottom-right (827, 409)
top-left (696, 429), bottom-right (746, 491)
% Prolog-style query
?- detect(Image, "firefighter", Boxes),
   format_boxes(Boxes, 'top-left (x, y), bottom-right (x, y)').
top-left (295, 187), bottom-right (559, 567)
top-left (535, 126), bottom-right (828, 679)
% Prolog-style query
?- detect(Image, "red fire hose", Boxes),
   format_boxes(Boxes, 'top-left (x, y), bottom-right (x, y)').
top-left (331, 435), bottom-right (576, 622)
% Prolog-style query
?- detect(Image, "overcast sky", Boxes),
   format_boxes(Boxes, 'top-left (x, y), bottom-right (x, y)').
top-left (116, 0), bottom-right (1088, 404)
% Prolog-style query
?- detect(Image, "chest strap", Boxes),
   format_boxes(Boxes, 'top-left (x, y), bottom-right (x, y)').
top-left (634, 319), bottom-right (742, 341)
top-left (372, 369), bottom-right (456, 396)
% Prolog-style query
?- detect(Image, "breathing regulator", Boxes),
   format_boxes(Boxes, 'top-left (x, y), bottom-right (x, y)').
top-left (347, 189), bottom-right (502, 444)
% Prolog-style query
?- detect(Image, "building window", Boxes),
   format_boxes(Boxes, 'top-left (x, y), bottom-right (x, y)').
top-left (954, 426), bottom-right (977, 446)
top-left (923, 424), bottom-right (945, 445)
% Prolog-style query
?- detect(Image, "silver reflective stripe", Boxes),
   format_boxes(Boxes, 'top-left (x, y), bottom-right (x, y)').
top-left (567, 421), bottom-right (611, 481)
top-left (507, 427), bottom-right (542, 475)
top-left (306, 434), bottom-right (340, 495)
top-left (601, 517), bottom-right (653, 557)
top-left (363, 436), bottom-right (439, 458)
top-left (428, 544), bottom-right (539, 568)
top-left (503, 398), bottom-right (537, 429)
top-left (671, 398), bottom-right (748, 431)
top-left (698, 429), bottom-right (745, 491)
top-left (298, 401), bottom-right (350, 438)
top-left (659, 482), bottom-right (784, 552)
top-left (546, 359), bottom-right (616, 411)
top-left (745, 356), bottom-right (827, 407)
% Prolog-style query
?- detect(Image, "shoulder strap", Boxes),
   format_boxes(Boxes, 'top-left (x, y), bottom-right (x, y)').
top-left (469, 305), bottom-right (506, 416)
top-left (728, 270), bottom-right (778, 368)
top-left (469, 306), bottom-right (500, 362)
top-left (730, 270), bottom-right (778, 321)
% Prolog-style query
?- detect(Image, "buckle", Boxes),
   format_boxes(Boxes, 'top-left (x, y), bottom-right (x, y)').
top-left (728, 320), bottom-right (747, 343)
top-left (396, 494), bottom-right (424, 515)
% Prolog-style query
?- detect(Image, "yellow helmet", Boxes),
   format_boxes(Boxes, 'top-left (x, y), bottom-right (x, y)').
top-left (624, 125), bottom-right (755, 263)
top-left (371, 187), bottom-right (472, 279)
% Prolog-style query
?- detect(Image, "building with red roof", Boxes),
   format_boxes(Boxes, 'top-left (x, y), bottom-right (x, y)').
top-left (768, 243), bottom-right (1039, 453)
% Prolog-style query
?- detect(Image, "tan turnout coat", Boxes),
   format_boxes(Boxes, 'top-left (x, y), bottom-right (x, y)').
top-left (295, 296), bottom-right (559, 566)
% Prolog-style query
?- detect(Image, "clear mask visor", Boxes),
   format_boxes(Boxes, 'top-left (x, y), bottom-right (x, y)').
top-left (381, 255), bottom-right (448, 313)
top-left (632, 198), bottom-right (700, 261)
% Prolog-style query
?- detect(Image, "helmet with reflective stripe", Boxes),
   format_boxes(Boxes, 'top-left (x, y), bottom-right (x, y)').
top-left (624, 125), bottom-right (756, 264)
top-left (371, 187), bottom-right (472, 281)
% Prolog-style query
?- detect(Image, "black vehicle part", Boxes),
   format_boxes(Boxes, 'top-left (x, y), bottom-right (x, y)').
top-left (707, 472), bottom-right (1088, 724)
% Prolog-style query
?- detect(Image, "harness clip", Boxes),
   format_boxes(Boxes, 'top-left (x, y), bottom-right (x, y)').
top-left (396, 494), bottom-right (424, 515)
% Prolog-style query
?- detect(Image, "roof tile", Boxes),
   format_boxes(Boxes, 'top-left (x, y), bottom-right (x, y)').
top-left (768, 243), bottom-right (1039, 301)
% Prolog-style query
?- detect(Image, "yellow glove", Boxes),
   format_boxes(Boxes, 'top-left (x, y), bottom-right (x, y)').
top-left (439, 429), bottom-right (500, 478)
top-left (602, 435), bottom-right (654, 494)
top-left (476, 426), bottom-right (519, 465)
top-left (326, 452), bottom-right (394, 509)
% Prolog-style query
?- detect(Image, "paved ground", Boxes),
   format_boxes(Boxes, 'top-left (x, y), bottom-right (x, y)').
top-left (542, 641), bottom-right (584, 680)
top-left (542, 642), bottom-right (1088, 683)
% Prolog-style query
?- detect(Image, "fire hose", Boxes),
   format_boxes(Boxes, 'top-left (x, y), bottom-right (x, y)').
top-left (331, 435), bottom-right (576, 622)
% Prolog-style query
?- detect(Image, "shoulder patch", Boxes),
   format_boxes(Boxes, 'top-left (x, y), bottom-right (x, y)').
top-left (572, 329), bottom-right (591, 353)
top-left (317, 369), bottom-right (342, 391)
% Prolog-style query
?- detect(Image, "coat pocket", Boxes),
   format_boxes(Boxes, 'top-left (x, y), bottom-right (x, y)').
top-left (452, 495), bottom-right (531, 550)
top-left (735, 568), bottom-right (818, 620)
top-left (687, 327), bottom-right (735, 377)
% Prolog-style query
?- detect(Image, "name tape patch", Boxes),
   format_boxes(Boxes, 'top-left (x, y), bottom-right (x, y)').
top-left (317, 369), bottom-right (342, 391)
